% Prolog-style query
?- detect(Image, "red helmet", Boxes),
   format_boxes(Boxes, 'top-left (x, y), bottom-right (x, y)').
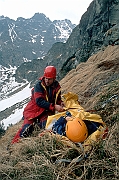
top-left (44, 66), bottom-right (56, 79)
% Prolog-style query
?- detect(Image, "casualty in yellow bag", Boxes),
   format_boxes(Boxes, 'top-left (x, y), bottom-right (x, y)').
top-left (45, 92), bottom-right (108, 153)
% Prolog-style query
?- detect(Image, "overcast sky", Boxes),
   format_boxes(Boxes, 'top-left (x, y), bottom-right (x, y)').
top-left (0, 0), bottom-right (93, 24)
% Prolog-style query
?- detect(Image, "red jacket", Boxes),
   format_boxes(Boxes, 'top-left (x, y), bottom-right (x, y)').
top-left (23, 77), bottom-right (62, 120)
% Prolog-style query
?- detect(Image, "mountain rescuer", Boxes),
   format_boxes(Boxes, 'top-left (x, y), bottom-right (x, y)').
top-left (12, 66), bottom-right (65, 143)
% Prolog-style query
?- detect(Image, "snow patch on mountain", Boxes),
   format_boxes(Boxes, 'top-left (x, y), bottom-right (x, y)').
top-left (0, 83), bottom-right (31, 111)
top-left (0, 65), bottom-right (25, 100)
top-left (2, 108), bottom-right (24, 130)
top-left (0, 65), bottom-right (31, 129)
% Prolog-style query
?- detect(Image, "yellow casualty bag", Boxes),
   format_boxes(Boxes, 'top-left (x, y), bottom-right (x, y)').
top-left (45, 92), bottom-right (108, 153)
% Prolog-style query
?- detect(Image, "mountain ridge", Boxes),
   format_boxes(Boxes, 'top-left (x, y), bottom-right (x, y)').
top-left (0, 13), bottom-right (76, 67)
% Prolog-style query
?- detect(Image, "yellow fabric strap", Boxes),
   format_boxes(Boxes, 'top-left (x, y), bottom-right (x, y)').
top-left (41, 82), bottom-right (48, 101)
top-left (41, 82), bottom-right (61, 104)
top-left (55, 88), bottom-right (61, 104)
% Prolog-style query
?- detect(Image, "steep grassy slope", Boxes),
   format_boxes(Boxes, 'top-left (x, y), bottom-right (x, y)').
top-left (0, 45), bottom-right (119, 180)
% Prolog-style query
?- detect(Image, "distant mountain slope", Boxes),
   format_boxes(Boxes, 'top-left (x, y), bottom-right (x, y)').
top-left (0, 13), bottom-right (76, 67)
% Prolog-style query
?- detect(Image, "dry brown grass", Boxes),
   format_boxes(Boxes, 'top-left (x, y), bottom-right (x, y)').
top-left (0, 119), bottom-right (119, 180)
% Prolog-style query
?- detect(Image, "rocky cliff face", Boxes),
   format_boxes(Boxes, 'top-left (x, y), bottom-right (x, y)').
top-left (44, 0), bottom-right (119, 80)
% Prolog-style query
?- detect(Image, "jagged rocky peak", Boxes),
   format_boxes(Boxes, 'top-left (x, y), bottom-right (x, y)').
top-left (32, 13), bottom-right (49, 21)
